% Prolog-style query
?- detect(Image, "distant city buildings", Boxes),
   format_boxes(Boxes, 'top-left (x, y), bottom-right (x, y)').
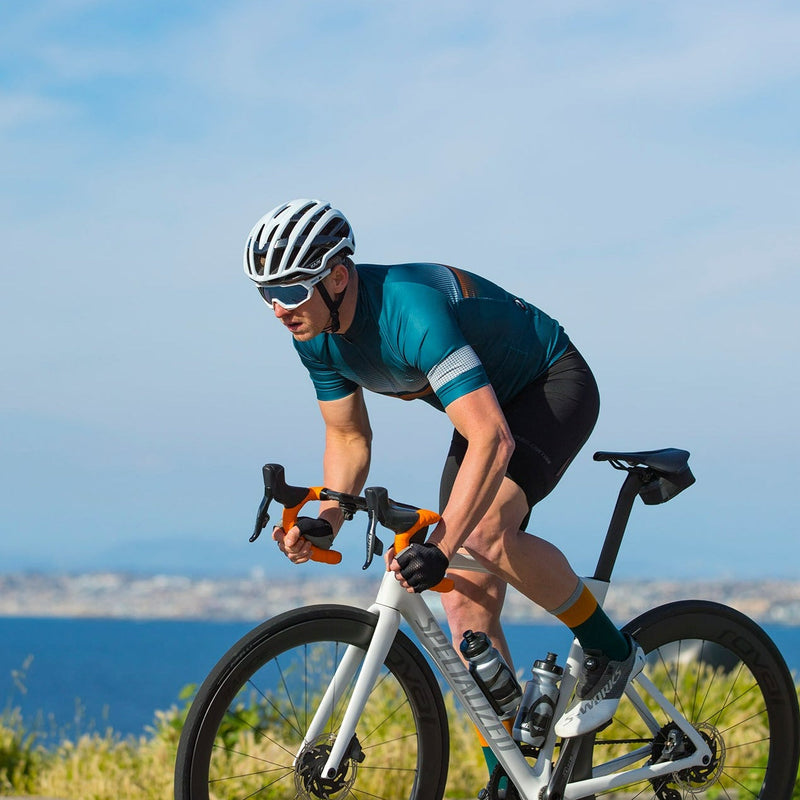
top-left (1, 572), bottom-right (799, 625)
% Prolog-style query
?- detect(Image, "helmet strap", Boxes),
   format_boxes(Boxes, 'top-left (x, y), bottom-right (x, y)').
top-left (316, 280), bottom-right (346, 334)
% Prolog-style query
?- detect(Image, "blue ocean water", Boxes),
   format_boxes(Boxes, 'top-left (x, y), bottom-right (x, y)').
top-left (1, 617), bottom-right (798, 741)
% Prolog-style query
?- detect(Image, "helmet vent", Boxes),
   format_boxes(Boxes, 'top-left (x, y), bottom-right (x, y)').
top-left (243, 199), bottom-right (355, 285)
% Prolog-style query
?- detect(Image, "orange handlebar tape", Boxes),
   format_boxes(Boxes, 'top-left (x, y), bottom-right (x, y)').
top-left (278, 487), bottom-right (340, 565)
top-left (310, 546), bottom-right (343, 565)
top-left (394, 508), bottom-right (441, 552)
top-left (281, 486), bottom-right (324, 532)
top-left (430, 577), bottom-right (454, 593)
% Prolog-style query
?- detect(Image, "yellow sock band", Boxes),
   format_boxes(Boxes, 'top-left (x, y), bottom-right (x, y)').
top-left (553, 583), bottom-right (598, 629)
top-left (474, 716), bottom-right (515, 747)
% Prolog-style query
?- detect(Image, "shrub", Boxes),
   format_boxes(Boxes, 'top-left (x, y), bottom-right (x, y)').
top-left (0, 706), bottom-right (43, 793)
top-left (0, 676), bottom-right (797, 799)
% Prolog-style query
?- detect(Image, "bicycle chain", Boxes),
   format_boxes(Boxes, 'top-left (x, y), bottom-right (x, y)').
top-left (481, 738), bottom-right (663, 800)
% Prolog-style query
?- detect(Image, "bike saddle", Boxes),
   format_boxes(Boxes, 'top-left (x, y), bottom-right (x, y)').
top-left (593, 448), bottom-right (690, 476)
top-left (594, 448), bottom-right (695, 505)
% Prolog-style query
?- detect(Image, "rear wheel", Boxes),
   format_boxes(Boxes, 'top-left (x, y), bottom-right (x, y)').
top-left (585, 600), bottom-right (799, 798)
top-left (174, 604), bottom-right (449, 800)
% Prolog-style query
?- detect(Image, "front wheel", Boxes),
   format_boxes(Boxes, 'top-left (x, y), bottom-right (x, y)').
top-left (175, 605), bottom-right (449, 800)
top-left (586, 600), bottom-right (800, 799)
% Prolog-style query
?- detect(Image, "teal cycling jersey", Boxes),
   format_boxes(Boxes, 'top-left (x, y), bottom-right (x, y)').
top-left (293, 263), bottom-right (571, 411)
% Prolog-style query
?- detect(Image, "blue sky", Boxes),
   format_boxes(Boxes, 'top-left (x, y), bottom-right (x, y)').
top-left (2, 1), bottom-right (799, 580)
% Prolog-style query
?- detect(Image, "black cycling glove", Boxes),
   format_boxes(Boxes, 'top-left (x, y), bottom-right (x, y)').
top-left (295, 517), bottom-right (335, 549)
top-left (396, 542), bottom-right (448, 592)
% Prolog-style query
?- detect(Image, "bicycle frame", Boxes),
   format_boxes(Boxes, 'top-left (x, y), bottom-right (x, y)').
top-left (177, 449), bottom-right (798, 800)
top-left (301, 554), bottom-right (713, 799)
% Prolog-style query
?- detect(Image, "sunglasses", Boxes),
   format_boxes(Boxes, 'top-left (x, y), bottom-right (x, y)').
top-left (257, 268), bottom-right (331, 311)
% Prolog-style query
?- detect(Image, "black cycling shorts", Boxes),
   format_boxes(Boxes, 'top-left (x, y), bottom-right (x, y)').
top-left (439, 344), bottom-right (600, 529)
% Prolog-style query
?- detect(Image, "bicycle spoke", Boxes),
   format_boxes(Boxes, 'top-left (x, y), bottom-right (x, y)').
top-left (362, 729), bottom-right (419, 750)
top-left (219, 706), bottom-right (299, 760)
top-left (580, 602), bottom-right (799, 800)
top-left (303, 641), bottom-right (309, 733)
top-left (723, 736), bottom-right (770, 752)
top-left (692, 658), bottom-right (716, 724)
top-left (705, 685), bottom-right (763, 728)
top-left (361, 695), bottom-right (413, 744)
top-left (209, 764), bottom-right (293, 783)
top-left (242, 675), bottom-right (303, 741)
top-left (707, 660), bottom-right (745, 729)
top-left (274, 653), bottom-right (304, 736)
top-left (717, 768), bottom-right (762, 799)
top-left (211, 741), bottom-right (292, 770)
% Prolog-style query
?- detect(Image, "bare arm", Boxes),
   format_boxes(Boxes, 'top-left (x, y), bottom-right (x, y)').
top-left (422, 384), bottom-right (515, 559)
top-left (274, 389), bottom-right (372, 562)
top-left (318, 388), bottom-right (373, 531)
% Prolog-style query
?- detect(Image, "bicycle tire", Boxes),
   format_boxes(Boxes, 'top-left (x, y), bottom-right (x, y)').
top-left (581, 600), bottom-right (800, 799)
top-left (174, 604), bottom-right (449, 800)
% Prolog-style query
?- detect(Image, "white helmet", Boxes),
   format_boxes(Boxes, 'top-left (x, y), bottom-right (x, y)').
top-left (243, 199), bottom-right (355, 285)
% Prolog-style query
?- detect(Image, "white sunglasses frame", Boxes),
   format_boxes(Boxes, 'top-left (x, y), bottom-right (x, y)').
top-left (257, 268), bottom-right (332, 311)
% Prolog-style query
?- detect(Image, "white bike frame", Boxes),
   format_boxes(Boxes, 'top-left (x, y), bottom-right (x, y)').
top-left (300, 553), bottom-right (712, 799)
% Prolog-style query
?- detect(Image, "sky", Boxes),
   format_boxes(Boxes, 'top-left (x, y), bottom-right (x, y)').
top-left (1, 0), bottom-right (799, 581)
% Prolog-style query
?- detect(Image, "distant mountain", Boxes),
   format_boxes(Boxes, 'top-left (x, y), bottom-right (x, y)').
top-left (2, 533), bottom-right (371, 577)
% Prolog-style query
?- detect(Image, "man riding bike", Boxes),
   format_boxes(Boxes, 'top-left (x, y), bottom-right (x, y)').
top-left (242, 198), bottom-right (644, 783)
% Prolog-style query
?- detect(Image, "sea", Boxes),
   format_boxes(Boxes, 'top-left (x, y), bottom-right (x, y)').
top-left (1, 617), bottom-right (798, 742)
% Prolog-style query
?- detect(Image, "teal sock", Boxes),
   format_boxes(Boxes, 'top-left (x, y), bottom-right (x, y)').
top-left (482, 744), bottom-right (499, 775)
top-left (478, 717), bottom-right (514, 784)
top-left (551, 580), bottom-right (630, 661)
top-left (481, 746), bottom-right (508, 790)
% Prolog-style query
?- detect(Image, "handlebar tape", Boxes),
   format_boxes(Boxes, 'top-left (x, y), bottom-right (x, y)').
top-left (393, 509), bottom-right (454, 593)
top-left (281, 487), bottom-right (343, 564)
top-left (309, 546), bottom-right (343, 565)
top-left (394, 508), bottom-right (441, 552)
top-left (263, 467), bottom-right (451, 584)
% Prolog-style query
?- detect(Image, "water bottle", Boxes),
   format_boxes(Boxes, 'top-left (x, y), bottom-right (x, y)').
top-left (512, 652), bottom-right (562, 748)
top-left (460, 630), bottom-right (522, 719)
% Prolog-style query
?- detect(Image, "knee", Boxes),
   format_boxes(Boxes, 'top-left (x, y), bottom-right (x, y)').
top-left (440, 572), bottom-right (506, 631)
top-left (440, 586), bottom-right (478, 623)
top-left (464, 514), bottom-right (512, 564)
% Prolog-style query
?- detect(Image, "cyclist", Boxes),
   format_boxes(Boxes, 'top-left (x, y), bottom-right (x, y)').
top-left (243, 199), bottom-right (645, 775)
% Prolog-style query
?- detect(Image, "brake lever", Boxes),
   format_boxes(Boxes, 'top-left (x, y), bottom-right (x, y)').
top-left (361, 509), bottom-right (384, 570)
top-left (250, 489), bottom-right (272, 542)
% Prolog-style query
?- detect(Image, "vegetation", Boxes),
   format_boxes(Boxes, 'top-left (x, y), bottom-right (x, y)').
top-left (1, 675), bottom-right (798, 799)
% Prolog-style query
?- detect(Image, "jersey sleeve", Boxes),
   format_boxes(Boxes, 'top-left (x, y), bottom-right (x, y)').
top-left (293, 341), bottom-right (359, 402)
top-left (390, 278), bottom-right (490, 407)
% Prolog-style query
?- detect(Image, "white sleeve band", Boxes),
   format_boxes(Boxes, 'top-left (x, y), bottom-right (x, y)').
top-left (427, 345), bottom-right (482, 393)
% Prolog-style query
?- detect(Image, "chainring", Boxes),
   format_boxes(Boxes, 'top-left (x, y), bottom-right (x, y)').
top-left (483, 745), bottom-right (540, 800)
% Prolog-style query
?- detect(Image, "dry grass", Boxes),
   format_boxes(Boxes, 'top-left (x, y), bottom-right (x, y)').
top-left (2, 668), bottom-right (798, 800)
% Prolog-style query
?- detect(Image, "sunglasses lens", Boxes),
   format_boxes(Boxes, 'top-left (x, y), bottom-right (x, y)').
top-left (258, 283), bottom-right (312, 309)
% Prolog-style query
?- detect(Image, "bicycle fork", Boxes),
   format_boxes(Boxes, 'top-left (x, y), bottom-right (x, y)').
top-left (296, 596), bottom-right (403, 780)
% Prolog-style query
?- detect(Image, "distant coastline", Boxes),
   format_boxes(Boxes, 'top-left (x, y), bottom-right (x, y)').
top-left (1, 572), bottom-right (799, 625)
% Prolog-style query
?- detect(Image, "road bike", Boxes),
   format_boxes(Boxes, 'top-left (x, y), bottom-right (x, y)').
top-left (174, 448), bottom-right (800, 799)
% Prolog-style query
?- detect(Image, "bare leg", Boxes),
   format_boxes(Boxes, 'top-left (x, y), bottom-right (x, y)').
top-left (460, 476), bottom-right (581, 612)
top-left (440, 568), bottom-right (514, 668)
top-left (440, 476), bottom-right (580, 670)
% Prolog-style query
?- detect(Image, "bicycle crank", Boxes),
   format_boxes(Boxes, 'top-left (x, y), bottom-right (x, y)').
top-left (480, 745), bottom-right (540, 800)
top-left (295, 733), bottom-right (365, 799)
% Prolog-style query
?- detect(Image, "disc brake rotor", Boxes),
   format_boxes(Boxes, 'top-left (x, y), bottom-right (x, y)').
top-left (294, 734), bottom-right (360, 800)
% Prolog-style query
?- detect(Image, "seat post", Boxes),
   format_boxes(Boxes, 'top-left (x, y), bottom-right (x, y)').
top-left (592, 472), bottom-right (642, 582)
